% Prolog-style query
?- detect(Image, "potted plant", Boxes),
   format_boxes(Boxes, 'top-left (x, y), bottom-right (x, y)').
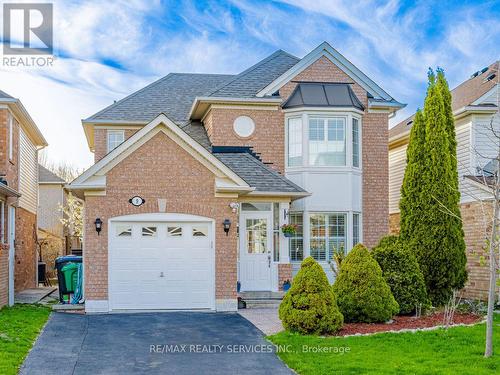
top-left (283, 280), bottom-right (291, 292)
top-left (281, 224), bottom-right (297, 238)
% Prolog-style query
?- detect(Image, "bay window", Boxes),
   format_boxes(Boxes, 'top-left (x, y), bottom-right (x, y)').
top-left (310, 213), bottom-right (347, 261)
top-left (287, 118), bottom-right (302, 167)
top-left (352, 118), bottom-right (360, 167)
top-left (288, 213), bottom-right (303, 261)
top-left (309, 117), bottom-right (346, 166)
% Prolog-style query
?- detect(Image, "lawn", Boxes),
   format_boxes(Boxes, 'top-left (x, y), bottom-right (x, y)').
top-left (0, 304), bottom-right (51, 375)
top-left (269, 313), bottom-right (500, 374)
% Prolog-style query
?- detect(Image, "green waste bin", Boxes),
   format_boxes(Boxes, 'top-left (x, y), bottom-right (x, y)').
top-left (61, 263), bottom-right (79, 293)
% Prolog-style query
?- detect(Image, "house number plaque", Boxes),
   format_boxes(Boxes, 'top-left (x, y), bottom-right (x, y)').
top-left (129, 196), bottom-right (145, 207)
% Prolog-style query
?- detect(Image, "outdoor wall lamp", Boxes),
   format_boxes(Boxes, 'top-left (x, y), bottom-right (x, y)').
top-left (94, 218), bottom-right (103, 235)
top-left (223, 219), bottom-right (231, 236)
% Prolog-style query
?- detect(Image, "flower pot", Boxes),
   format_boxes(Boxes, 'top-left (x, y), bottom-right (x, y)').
top-left (283, 232), bottom-right (294, 238)
top-left (283, 283), bottom-right (291, 292)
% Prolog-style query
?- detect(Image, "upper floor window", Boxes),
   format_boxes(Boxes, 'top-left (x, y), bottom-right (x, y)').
top-left (352, 118), bottom-right (360, 168)
top-left (309, 117), bottom-right (346, 166)
top-left (287, 118), bottom-right (302, 167)
top-left (107, 130), bottom-right (125, 153)
top-left (8, 113), bottom-right (13, 160)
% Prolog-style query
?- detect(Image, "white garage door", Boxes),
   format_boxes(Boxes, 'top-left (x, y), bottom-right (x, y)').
top-left (109, 221), bottom-right (214, 310)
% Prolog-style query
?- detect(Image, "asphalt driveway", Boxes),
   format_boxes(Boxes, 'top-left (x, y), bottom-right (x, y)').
top-left (20, 312), bottom-right (292, 375)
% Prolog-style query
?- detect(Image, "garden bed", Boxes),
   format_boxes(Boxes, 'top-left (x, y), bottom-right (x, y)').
top-left (335, 312), bottom-right (483, 336)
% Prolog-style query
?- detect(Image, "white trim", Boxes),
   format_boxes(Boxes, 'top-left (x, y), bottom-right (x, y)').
top-left (69, 114), bottom-right (251, 191)
top-left (85, 300), bottom-right (109, 313)
top-left (0, 99), bottom-right (47, 147)
top-left (283, 106), bottom-right (365, 115)
top-left (257, 41), bottom-right (393, 100)
top-left (110, 213), bottom-right (215, 223)
top-left (189, 96), bottom-right (282, 120)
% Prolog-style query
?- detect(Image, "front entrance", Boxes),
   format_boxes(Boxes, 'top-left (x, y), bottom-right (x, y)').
top-left (239, 211), bottom-right (272, 291)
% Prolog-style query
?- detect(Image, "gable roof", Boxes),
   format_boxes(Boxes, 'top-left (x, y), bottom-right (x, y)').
top-left (0, 90), bottom-right (14, 100)
top-left (282, 82), bottom-right (364, 110)
top-left (257, 42), bottom-right (401, 105)
top-left (390, 61), bottom-right (499, 142)
top-left (85, 73), bottom-right (234, 124)
top-left (38, 165), bottom-right (66, 184)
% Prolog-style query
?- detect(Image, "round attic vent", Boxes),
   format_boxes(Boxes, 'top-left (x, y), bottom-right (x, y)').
top-left (233, 116), bottom-right (255, 138)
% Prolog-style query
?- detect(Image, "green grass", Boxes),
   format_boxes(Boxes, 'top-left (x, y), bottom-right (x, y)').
top-left (269, 314), bottom-right (500, 374)
top-left (0, 304), bottom-right (51, 375)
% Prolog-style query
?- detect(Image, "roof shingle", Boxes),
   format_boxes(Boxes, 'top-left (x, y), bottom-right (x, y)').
top-left (39, 165), bottom-right (66, 184)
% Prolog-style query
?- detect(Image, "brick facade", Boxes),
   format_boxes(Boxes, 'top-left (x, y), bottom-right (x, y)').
top-left (0, 243), bottom-right (8, 307)
top-left (84, 132), bottom-right (238, 302)
top-left (389, 201), bottom-right (499, 301)
top-left (94, 128), bottom-right (138, 163)
top-left (280, 56), bottom-right (389, 248)
top-left (204, 108), bottom-right (285, 172)
top-left (14, 207), bottom-right (37, 291)
top-left (278, 263), bottom-right (292, 291)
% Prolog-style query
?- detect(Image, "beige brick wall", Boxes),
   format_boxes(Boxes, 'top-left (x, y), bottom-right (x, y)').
top-left (84, 132), bottom-right (238, 301)
top-left (94, 129), bottom-right (138, 163)
top-left (389, 202), bottom-right (499, 301)
top-left (204, 108), bottom-right (285, 173)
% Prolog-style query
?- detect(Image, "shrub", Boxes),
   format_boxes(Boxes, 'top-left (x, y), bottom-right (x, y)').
top-left (332, 244), bottom-right (399, 323)
top-left (279, 257), bottom-right (343, 334)
top-left (371, 235), bottom-right (430, 314)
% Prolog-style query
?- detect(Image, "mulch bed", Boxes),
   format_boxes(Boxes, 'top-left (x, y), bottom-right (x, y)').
top-left (335, 312), bottom-right (483, 336)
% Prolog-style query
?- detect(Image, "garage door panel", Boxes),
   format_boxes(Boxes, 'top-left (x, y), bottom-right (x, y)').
top-left (109, 220), bottom-right (214, 310)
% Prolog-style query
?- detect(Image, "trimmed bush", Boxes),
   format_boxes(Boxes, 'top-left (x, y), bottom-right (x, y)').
top-left (279, 257), bottom-right (343, 334)
top-left (332, 244), bottom-right (399, 323)
top-left (372, 235), bottom-right (430, 314)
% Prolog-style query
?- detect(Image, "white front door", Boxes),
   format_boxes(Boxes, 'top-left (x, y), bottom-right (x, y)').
top-left (109, 220), bottom-right (214, 310)
top-left (239, 212), bottom-right (272, 291)
top-left (8, 206), bottom-right (15, 306)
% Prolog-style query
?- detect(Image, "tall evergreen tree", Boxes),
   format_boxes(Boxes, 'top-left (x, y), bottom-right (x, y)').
top-left (400, 70), bottom-right (467, 306)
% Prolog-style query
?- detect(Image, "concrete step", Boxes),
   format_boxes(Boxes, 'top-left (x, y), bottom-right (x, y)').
top-left (52, 304), bottom-right (85, 311)
top-left (243, 299), bottom-right (282, 309)
top-left (239, 291), bottom-right (285, 300)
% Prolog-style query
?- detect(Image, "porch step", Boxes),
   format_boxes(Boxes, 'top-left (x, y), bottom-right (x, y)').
top-left (239, 291), bottom-right (285, 300)
top-left (239, 291), bottom-right (285, 309)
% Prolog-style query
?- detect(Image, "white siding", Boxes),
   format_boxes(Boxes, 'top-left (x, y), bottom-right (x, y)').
top-left (18, 128), bottom-right (38, 214)
top-left (388, 144), bottom-right (407, 213)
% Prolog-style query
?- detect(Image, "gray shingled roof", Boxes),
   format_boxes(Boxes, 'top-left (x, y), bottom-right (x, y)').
top-left (39, 165), bottom-right (66, 184)
top-left (180, 121), bottom-right (211, 150)
top-left (85, 73), bottom-right (234, 124)
top-left (214, 152), bottom-right (306, 193)
top-left (85, 50), bottom-right (300, 124)
top-left (207, 50), bottom-right (299, 98)
top-left (282, 82), bottom-right (364, 110)
top-left (0, 90), bottom-right (14, 100)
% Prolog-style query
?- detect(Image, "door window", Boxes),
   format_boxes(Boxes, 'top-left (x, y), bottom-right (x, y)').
top-left (246, 219), bottom-right (267, 254)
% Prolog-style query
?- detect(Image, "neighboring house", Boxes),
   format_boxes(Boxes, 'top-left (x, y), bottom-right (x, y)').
top-left (69, 42), bottom-right (404, 313)
top-left (389, 61), bottom-right (500, 300)
top-left (37, 165), bottom-right (67, 277)
top-left (0, 90), bottom-right (47, 307)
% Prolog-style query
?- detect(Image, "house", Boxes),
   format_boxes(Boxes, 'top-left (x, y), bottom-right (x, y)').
top-left (0, 90), bottom-right (48, 307)
top-left (68, 42), bottom-right (404, 313)
top-left (37, 165), bottom-right (68, 278)
top-left (389, 61), bottom-right (499, 300)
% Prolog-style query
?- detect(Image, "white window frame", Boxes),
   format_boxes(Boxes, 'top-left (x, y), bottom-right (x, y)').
top-left (284, 110), bottom-right (362, 169)
top-left (8, 113), bottom-right (13, 160)
top-left (308, 116), bottom-right (347, 167)
top-left (352, 117), bottom-right (361, 168)
top-left (309, 212), bottom-right (348, 262)
top-left (287, 117), bottom-right (303, 167)
top-left (0, 200), bottom-right (4, 243)
top-left (352, 212), bottom-right (361, 247)
top-left (107, 130), bottom-right (125, 153)
top-left (288, 212), bottom-right (304, 262)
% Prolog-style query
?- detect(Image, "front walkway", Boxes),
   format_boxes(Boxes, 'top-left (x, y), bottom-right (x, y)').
top-left (20, 312), bottom-right (292, 375)
top-left (238, 308), bottom-right (283, 335)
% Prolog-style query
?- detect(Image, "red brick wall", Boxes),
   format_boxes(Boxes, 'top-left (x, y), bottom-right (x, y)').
top-left (94, 129), bottom-right (138, 163)
top-left (14, 207), bottom-right (37, 291)
top-left (84, 132), bottom-right (238, 301)
top-left (0, 243), bottom-right (8, 307)
top-left (0, 109), bottom-right (20, 190)
top-left (204, 108), bottom-right (285, 172)
top-left (278, 263), bottom-right (292, 291)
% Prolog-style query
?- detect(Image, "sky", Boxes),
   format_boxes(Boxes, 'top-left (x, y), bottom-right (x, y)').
top-left (0, 0), bottom-right (499, 169)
